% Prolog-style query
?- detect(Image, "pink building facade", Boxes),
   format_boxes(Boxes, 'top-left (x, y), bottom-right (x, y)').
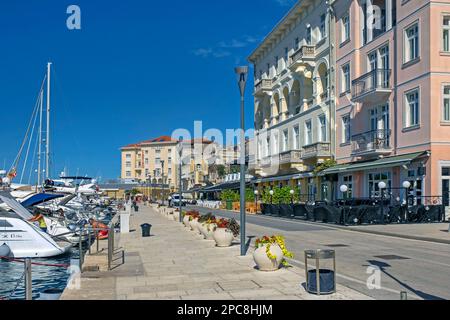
top-left (330, 0), bottom-right (450, 211)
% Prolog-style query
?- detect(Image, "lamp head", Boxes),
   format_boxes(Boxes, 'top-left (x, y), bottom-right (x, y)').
top-left (340, 185), bottom-right (348, 193)
top-left (254, 190), bottom-right (259, 195)
top-left (235, 66), bottom-right (249, 96)
top-left (269, 190), bottom-right (274, 196)
top-left (378, 181), bottom-right (387, 190)
top-left (290, 189), bottom-right (295, 195)
top-left (402, 181), bottom-right (411, 189)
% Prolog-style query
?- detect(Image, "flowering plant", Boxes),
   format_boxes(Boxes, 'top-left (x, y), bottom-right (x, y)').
top-left (214, 218), bottom-right (240, 237)
top-left (198, 213), bottom-right (216, 223)
top-left (255, 235), bottom-right (294, 266)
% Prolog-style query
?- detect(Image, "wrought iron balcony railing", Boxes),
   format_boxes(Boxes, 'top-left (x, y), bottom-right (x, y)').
top-left (351, 69), bottom-right (391, 101)
top-left (352, 129), bottom-right (392, 155)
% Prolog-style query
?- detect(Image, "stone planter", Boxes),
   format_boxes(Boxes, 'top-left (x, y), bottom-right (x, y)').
top-left (183, 215), bottom-right (190, 227)
top-left (189, 218), bottom-right (199, 231)
top-left (200, 223), bottom-right (216, 240)
top-left (213, 228), bottom-right (234, 247)
top-left (253, 244), bottom-right (284, 272)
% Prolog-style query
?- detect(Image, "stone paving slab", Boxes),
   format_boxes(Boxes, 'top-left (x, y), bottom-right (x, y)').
top-left (61, 205), bottom-right (371, 300)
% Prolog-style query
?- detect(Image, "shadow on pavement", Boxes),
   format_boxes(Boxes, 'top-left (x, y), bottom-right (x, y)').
top-left (367, 260), bottom-right (445, 301)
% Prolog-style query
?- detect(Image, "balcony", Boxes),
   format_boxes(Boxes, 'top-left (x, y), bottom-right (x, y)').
top-left (254, 79), bottom-right (272, 97)
top-left (351, 69), bottom-right (392, 104)
top-left (279, 150), bottom-right (303, 165)
top-left (289, 45), bottom-right (316, 70)
top-left (352, 129), bottom-right (392, 158)
top-left (302, 142), bottom-right (331, 160)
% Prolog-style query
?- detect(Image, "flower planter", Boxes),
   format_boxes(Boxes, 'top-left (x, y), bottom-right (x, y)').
top-left (213, 228), bottom-right (234, 247)
top-left (183, 216), bottom-right (190, 227)
top-left (189, 218), bottom-right (199, 231)
top-left (253, 244), bottom-right (284, 271)
top-left (200, 223), bottom-right (217, 240)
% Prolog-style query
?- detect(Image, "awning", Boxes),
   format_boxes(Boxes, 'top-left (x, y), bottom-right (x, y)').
top-left (21, 193), bottom-right (65, 208)
top-left (320, 152), bottom-right (428, 175)
top-left (253, 172), bottom-right (314, 184)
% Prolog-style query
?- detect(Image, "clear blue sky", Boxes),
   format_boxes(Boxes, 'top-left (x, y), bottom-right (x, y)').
top-left (0, 0), bottom-right (295, 181)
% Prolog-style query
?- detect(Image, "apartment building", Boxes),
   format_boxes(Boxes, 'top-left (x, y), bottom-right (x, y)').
top-left (120, 136), bottom-right (179, 190)
top-left (326, 0), bottom-right (450, 211)
top-left (248, 0), bottom-right (336, 199)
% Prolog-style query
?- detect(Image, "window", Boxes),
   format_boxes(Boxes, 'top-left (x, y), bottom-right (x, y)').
top-left (145, 150), bottom-right (148, 154)
top-left (342, 175), bottom-right (353, 199)
top-left (266, 137), bottom-right (270, 157)
top-left (405, 89), bottom-right (420, 127)
top-left (306, 25), bottom-right (312, 45)
top-left (275, 56), bottom-right (279, 72)
top-left (126, 171), bottom-right (131, 177)
top-left (444, 86), bottom-right (450, 122)
top-left (126, 154), bottom-right (131, 159)
top-left (284, 47), bottom-right (289, 64)
top-left (320, 14), bottom-right (327, 40)
top-left (318, 115), bottom-right (327, 142)
top-left (267, 63), bottom-right (270, 77)
top-left (282, 130), bottom-right (288, 152)
top-left (145, 158), bottom-right (149, 165)
top-left (155, 158), bottom-right (161, 165)
top-left (342, 63), bottom-right (351, 93)
top-left (295, 37), bottom-right (300, 50)
top-left (404, 23), bottom-right (419, 63)
top-left (305, 120), bottom-right (312, 146)
top-left (125, 161), bottom-right (131, 168)
top-left (443, 16), bottom-right (450, 52)
top-left (168, 168), bottom-right (172, 176)
top-left (293, 126), bottom-right (300, 149)
top-left (342, 115), bottom-right (351, 144)
top-left (342, 13), bottom-right (350, 43)
top-left (368, 172), bottom-right (392, 198)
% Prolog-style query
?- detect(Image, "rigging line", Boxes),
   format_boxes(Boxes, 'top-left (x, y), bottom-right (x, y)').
top-left (27, 124), bottom-right (40, 185)
top-left (20, 90), bottom-right (41, 183)
top-left (9, 74), bottom-right (47, 174)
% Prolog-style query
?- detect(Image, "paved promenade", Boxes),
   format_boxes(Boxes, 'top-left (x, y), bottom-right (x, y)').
top-left (61, 205), bottom-right (370, 300)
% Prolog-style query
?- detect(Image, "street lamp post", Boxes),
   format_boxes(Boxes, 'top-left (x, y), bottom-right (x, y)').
top-left (269, 189), bottom-right (274, 205)
top-left (290, 189), bottom-right (295, 205)
top-left (235, 65), bottom-right (248, 257)
top-left (161, 160), bottom-right (165, 206)
top-left (254, 190), bottom-right (259, 214)
top-left (402, 181), bottom-right (412, 223)
top-left (378, 181), bottom-right (387, 224)
top-left (179, 148), bottom-right (183, 223)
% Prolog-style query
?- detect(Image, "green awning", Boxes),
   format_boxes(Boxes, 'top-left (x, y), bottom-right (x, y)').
top-left (320, 152), bottom-right (428, 175)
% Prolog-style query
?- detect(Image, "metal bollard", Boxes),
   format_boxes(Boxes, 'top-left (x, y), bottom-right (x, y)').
top-left (79, 226), bottom-right (84, 272)
top-left (400, 291), bottom-right (408, 300)
top-left (96, 229), bottom-right (99, 253)
top-left (24, 258), bottom-right (32, 300)
top-left (108, 226), bottom-right (113, 270)
top-left (88, 227), bottom-right (91, 255)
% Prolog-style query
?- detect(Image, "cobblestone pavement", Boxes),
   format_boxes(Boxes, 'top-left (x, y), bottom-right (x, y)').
top-left (61, 205), bottom-right (371, 300)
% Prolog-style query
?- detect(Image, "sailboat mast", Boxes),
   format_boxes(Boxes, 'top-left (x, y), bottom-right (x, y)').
top-left (45, 62), bottom-right (51, 179)
top-left (37, 88), bottom-right (43, 186)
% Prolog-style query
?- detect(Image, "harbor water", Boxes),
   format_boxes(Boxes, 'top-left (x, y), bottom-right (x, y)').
top-left (0, 250), bottom-right (80, 300)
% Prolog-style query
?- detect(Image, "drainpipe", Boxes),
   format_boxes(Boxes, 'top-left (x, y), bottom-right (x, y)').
top-left (393, 10), bottom-right (398, 156)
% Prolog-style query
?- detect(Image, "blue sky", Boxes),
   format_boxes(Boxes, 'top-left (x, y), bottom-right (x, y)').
top-left (0, 0), bottom-right (296, 181)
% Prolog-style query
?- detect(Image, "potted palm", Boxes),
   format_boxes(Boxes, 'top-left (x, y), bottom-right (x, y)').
top-left (213, 218), bottom-right (240, 247)
top-left (253, 235), bottom-right (294, 272)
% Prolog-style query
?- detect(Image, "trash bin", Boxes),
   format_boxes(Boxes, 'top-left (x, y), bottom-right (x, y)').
top-left (140, 223), bottom-right (152, 237)
top-left (226, 200), bottom-right (232, 210)
top-left (304, 249), bottom-right (336, 295)
top-left (134, 205), bottom-right (139, 212)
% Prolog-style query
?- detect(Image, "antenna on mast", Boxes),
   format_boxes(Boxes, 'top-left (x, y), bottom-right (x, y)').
top-left (45, 62), bottom-right (52, 179)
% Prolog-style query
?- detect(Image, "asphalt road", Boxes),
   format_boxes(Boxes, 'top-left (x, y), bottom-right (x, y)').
top-left (188, 205), bottom-right (450, 300)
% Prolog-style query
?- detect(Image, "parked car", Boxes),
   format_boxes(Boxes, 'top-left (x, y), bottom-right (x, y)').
top-left (169, 194), bottom-right (187, 207)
